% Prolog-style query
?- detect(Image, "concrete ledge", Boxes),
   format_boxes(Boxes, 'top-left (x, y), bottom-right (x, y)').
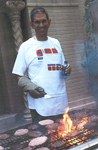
top-left (69, 96), bottom-right (96, 111)
top-left (0, 114), bottom-right (17, 127)
top-left (0, 120), bottom-right (31, 134)
top-left (27, 3), bottom-right (79, 7)
top-left (0, 113), bottom-right (32, 134)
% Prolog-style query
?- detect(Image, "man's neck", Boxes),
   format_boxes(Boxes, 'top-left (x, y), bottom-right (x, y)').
top-left (35, 35), bottom-right (48, 41)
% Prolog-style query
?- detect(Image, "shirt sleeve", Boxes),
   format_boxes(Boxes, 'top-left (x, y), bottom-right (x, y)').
top-left (57, 40), bottom-right (65, 65)
top-left (12, 44), bottom-right (27, 76)
top-left (61, 51), bottom-right (65, 65)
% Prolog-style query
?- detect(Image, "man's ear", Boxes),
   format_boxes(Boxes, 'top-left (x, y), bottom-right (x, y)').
top-left (48, 19), bottom-right (51, 27)
top-left (30, 22), bottom-right (34, 29)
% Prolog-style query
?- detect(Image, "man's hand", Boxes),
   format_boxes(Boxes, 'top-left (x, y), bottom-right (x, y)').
top-left (29, 87), bottom-right (46, 98)
top-left (60, 63), bottom-right (71, 76)
top-left (18, 76), bottom-right (46, 99)
top-left (65, 63), bottom-right (71, 76)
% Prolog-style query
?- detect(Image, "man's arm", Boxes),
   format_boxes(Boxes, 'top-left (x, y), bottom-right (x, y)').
top-left (17, 75), bottom-right (22, 81)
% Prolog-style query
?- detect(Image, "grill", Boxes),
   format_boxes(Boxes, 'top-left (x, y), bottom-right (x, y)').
top-left (0, 108), bottom-right (98, 150)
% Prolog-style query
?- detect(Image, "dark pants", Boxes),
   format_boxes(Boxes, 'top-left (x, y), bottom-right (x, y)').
top-left (30, 109), bottom-right (63, 124)
top-left (30, 109), bottom-right (47, 123)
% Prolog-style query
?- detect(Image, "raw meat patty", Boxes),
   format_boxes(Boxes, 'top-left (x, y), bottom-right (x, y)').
top-left (14, 129), bottom-right (29, 136)
top-left (29, 136), bottom-right (48, 147)
top-left (0, 146), bottom-right (4, 150)
top-left (0, 134), bottom-right (9, 139)
top-left (38, 119), bottom-right (54, 126)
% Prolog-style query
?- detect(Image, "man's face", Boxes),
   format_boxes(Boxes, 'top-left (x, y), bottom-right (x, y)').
top-left (30, 13), bottom-right (51, 40)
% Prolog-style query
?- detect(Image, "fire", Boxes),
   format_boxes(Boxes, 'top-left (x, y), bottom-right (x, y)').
top-left (57, 107), bottom-right (73, 137)
top-left (77, 117), bottom-right (89, 130)
top-left (57, 107), bottom-right (89, 138)
top-left (48, 107), bottom-right (93, 147)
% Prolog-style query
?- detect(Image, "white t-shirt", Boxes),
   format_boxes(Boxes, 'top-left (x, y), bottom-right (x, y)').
top-left (12, 36), bottom-right (68, 116)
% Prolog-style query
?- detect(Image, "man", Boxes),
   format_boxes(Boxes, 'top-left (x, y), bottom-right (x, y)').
top-left (12, 7), bottom-right (71, 123)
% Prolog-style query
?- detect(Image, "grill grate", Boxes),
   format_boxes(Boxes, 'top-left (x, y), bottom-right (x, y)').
top-left (0, 108), bottom-right (98, 150)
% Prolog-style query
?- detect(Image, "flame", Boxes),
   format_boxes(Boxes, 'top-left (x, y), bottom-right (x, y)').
top-left (57, 107), bottom-right (73, 137)
top-left (77, 117), bottom-right (89, 130)
top-left (48, 108), bottom-right (94, 147)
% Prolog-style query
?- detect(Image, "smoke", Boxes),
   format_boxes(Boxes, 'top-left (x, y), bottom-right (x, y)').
top-left (81, 42), bottom-right (98, 107)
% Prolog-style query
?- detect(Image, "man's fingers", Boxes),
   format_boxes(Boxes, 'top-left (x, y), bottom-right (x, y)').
top-left (37, 88), bottom-right (46, 96)
top-left (37, 87), bottom-right (44, 92)
top-left (29, 89), bottom-right (46, 98)
top-left (66, 64), bottom-right (71, 75)
top-left (29, 90), bottom-right (40, 98)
